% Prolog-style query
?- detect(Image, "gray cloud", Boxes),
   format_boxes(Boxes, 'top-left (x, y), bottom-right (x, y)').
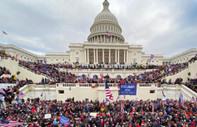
top-left (0, 0), bottom-right (196, 57)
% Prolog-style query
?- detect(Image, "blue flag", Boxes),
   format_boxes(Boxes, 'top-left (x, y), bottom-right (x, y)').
top-left (46, 104), bottom-right (49, 110)
top-left (179, 92), bottom-right (183, 103)
top-left (106, 98), bottom-right (109, 102)
top-left (60, 115), bottom-right (69, 125)
top-left (168, 105), bottom-right (171, 112)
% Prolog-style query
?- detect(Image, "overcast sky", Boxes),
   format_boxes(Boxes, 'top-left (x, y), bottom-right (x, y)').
top-left (0, 0), bottom-right (197, 57)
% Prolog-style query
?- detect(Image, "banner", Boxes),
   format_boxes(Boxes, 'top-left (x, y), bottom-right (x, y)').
top-left (0, 84), bottom-right (16, 89)
top-left (45, 114), bottom-right (51, 119)
top-left (119, 83), bottom-right (137, 95)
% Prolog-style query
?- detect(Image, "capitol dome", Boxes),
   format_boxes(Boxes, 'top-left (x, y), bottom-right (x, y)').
top-left (88, 0), bottom-right (125, 43)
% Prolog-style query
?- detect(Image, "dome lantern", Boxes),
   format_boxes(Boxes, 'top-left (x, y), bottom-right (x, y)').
top-left (103, 0), bottom-right (109, 10)
top-left (87, 0), bottom-right (125, 43)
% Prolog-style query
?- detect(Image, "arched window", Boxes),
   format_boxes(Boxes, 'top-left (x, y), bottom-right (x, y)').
top-left (76, 57), bottom-right (79, 63)
top-left (117, 75), bottom-right (121, 79)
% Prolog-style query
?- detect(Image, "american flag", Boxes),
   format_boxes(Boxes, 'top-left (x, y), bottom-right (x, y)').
top-left (2, 31), bottom-right (8, 35)
top-left (147, 54), bottom-right (154, 63)
top-left (0, 121), bottom-right (23, 127)
top-left (16, 80), bottom-right (19, 85)
top-left (105, 80), bottom-right (113, 101)
top-left (106, 31), bottom-right (111, 36)
top-left (18, 92), bottom-right (25, 98)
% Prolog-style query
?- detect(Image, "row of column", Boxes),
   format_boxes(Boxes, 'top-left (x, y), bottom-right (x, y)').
top-left (84, 49), bottom-right (128, 64)
top-left (89, 35), bottom-right (123, 43)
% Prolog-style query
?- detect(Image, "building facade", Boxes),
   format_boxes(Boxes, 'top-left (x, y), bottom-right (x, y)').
top-left (0, 0), bottom-right (196, 65)
top-left (69, 0), bottom-right (163, 65)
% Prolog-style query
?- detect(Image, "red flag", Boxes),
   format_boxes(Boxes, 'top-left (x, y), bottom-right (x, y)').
top-left (2, 31), bottom-right (8, 35)
top-left (100, 73), bottom-right (103, 80)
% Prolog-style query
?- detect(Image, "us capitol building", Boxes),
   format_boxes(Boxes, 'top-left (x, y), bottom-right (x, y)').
top-left (0, 0), bottom-right (196, 65)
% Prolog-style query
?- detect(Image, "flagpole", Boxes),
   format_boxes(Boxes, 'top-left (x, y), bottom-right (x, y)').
top-left (2, 32), bottom-right (4, 44)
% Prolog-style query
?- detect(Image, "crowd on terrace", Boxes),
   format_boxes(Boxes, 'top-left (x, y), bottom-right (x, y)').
top-left (0, 98), bottom-right (196, 126)
top-left (0, 50), bottom-right (196, 92)
top-left (184, 79), bottom-right (197, 93)
top-left (0, 66), bottom-right (12, 83)
top-left (19, 60), bottom-right (188, 85)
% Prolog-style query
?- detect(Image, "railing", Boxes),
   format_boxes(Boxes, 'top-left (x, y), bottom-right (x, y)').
top-left (55, 83), bottom-right (157, 88)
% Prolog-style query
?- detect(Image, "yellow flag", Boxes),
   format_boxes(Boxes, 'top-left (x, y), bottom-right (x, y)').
top-left (5, 51), bottom-right (8, 56)
top-left (13, 75), bottom-right (17, 80)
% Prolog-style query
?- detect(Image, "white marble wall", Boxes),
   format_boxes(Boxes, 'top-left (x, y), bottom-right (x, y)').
top-left (20, 84), bottom-right (196, 101)
top-left (23, 90), bottom-right (56, 100)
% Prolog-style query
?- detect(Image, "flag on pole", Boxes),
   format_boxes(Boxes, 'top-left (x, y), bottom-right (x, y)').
top-left (147, 54), bottom-right (154, 63)
top-left (105, 80), bottom-right (113, 101)
top-left (2, 31), bottom-right (8, 35)
top-left (121, 102), bottom-right (124, 113)
top-left (15, 54), bottom-right (18, 60)
top-left (100, 73), bottom-right (103, 80)
top-left (151, 102), bottom-right (154, 112)
top-left (179, 92), bottom-right (183, 103)
top-left (116, 95), bottom-right (120, 101)
top-left (60, 115), bottom-right (69, 125)
top-left (5, 51), bottom-right (8, 56)
top-left (106, 98), bottom-right (109, 102)
top-left (16, 79), bottom-right (19, 85)
top-left (18, 92), bottom-right (25, 98)
top-left (106, 31), bottom-right (111, 37)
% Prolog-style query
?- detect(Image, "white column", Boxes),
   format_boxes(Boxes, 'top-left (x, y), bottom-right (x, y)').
top-left (103, 49), bottom-right (104, 64)
top-left (127, 50), bottom-right (129, 64)
top-left (84, 49), bottom-right (86, 64)
top-left (115, 49), bottom-right (117, 63)
top-left (118, 49), bottom-right (120, 64)
top-left (87, 49), bottom-right (89, 64)
top-left (94, 49), bottom-right (96, 64)
top-left (96, 49), bottom-right (98, 64)
top-left (104, 35), bottom-right (105, 42)
top-left (109, 49), bottom-right (111, 64)
top-left (124, 50), bottom-right (126, 64)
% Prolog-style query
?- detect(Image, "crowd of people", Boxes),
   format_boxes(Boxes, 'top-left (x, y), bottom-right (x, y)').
top-left (0, 50), bottom-right (192, 85)
top-left (184, 79), bottom-right (197, 93)
top-left (19, 59), bottom-right (188, 85)
top-left (0, 66), bottom-right (12, 83)
top-left (0, 79), bottom-right (32, 105)
top-left (55, 63), bottom-right (159, 70)
top-left (0, 98), bottom-right (196, 126)
top-left (189, 54), bottom-right (197, 63)
top-left (0, 51), bottom-right (196, 92)
top-left (0, 66), bottom-right (11, 77)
